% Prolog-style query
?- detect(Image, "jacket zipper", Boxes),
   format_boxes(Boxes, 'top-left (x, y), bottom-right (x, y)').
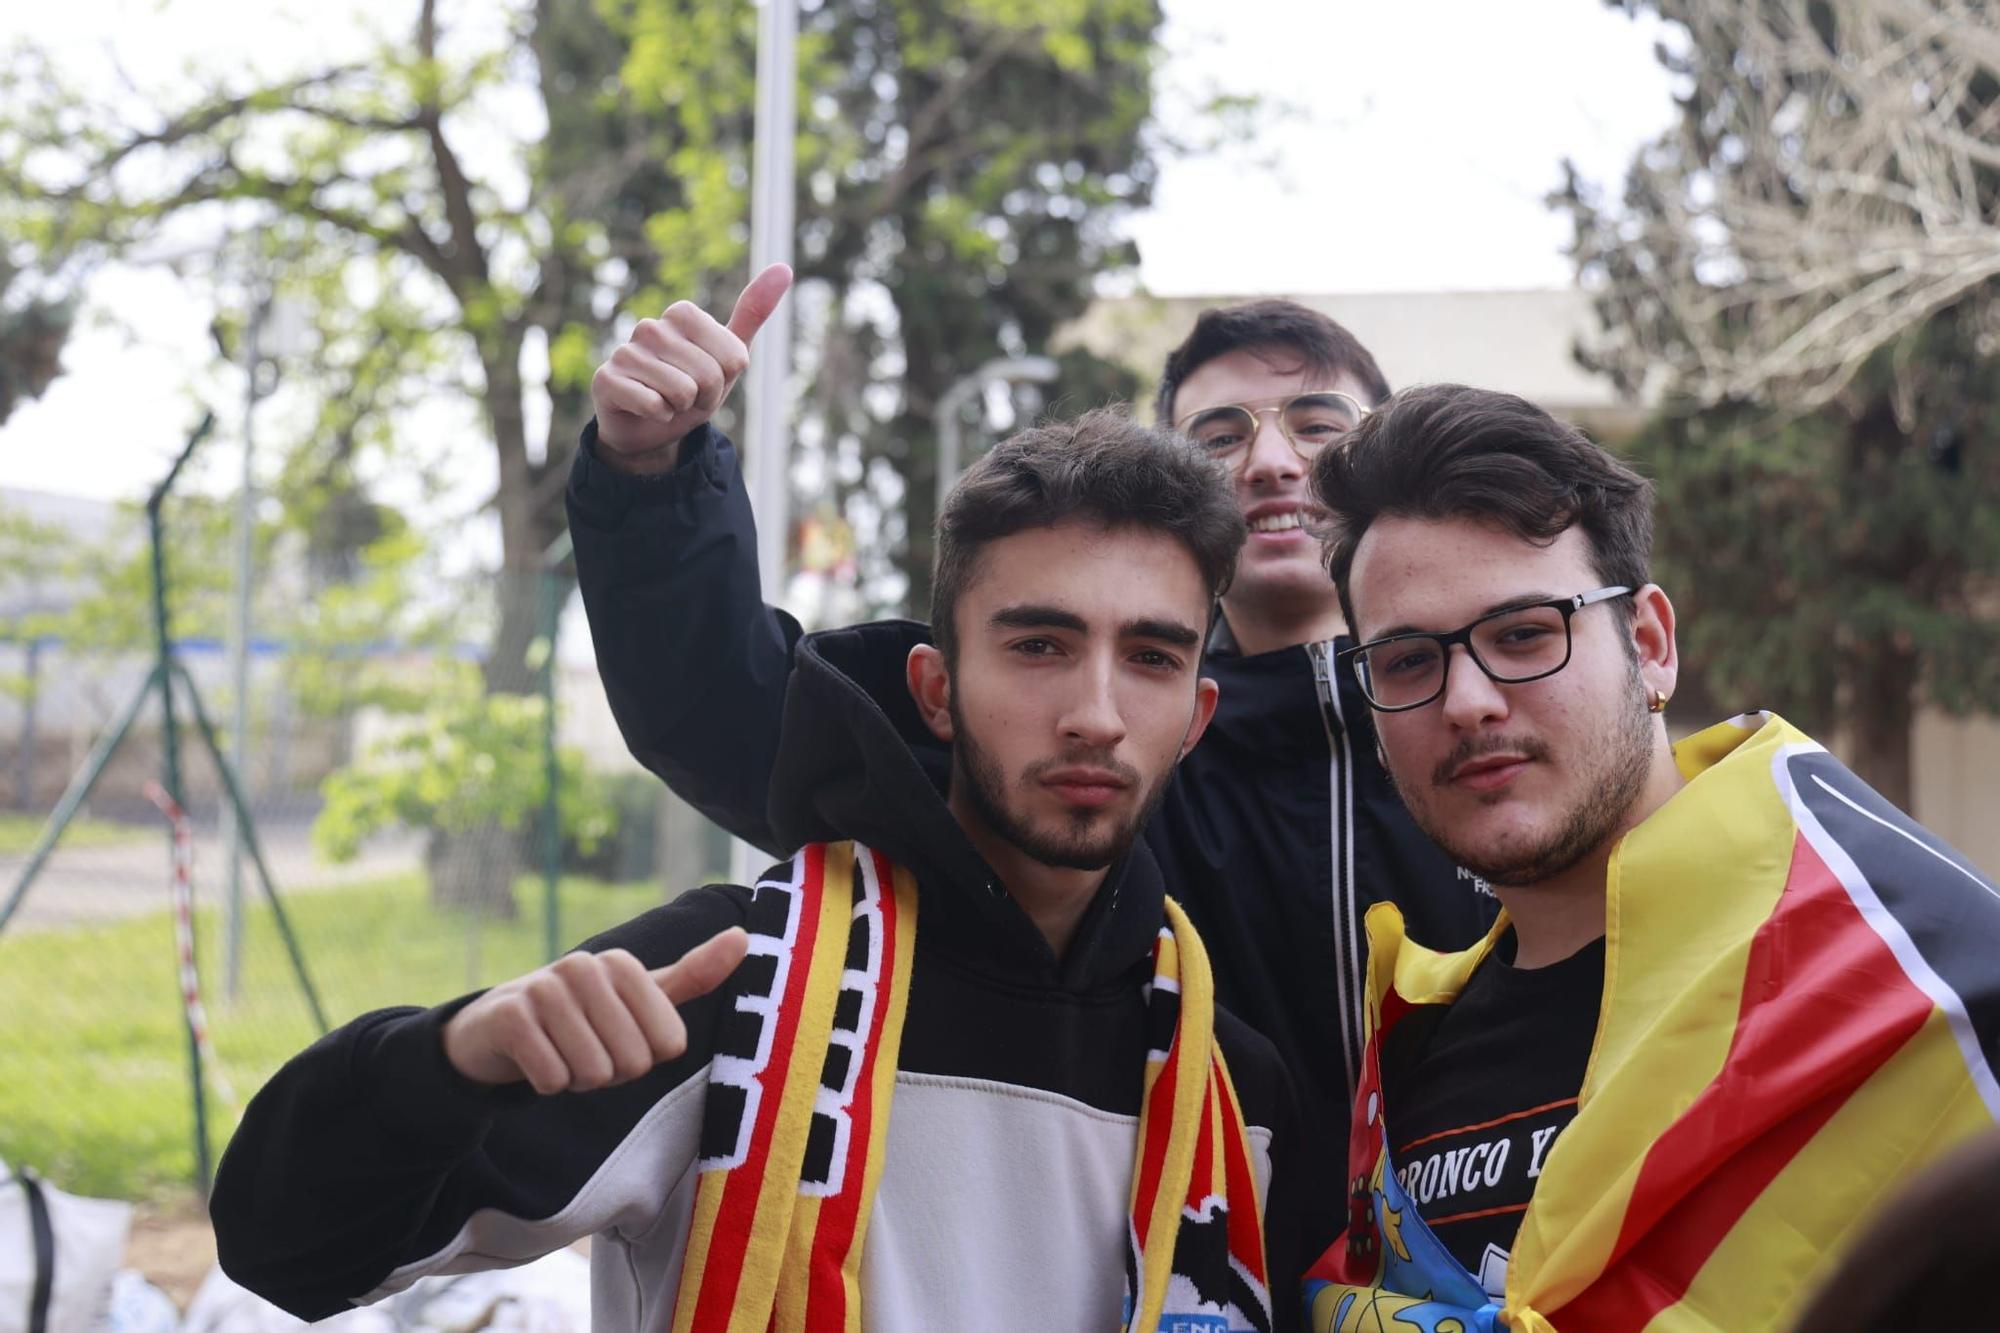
top-left (1308, 639), bottom-right (1363, 1099)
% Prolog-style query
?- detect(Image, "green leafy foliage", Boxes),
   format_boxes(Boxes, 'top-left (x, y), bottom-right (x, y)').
top-left (0, 492), bottom-right (236, 655)
top-left (313, 678), bottom-right (617, 864)
top-left (601, 0), bottom-right (1172, 613)
top-left (3, 0), bottom-right (1185, 602)
top-left (0, 0), bottom-right (1188, 904)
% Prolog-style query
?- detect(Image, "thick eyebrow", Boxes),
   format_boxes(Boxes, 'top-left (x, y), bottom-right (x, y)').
top-left (1121, 617), bottom-right (1203, 648)
top-left (1371, 592), bottom-right (1561, 641)
top-left (990, 604), bottom-right (1088, 634)
top-left (989, 604), bottom-right (1201, 649)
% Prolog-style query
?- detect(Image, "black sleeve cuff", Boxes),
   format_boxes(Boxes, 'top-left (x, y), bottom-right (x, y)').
top-left (567, 418), bottom-right (729, 528)
top-left (347, 998), bottom-right (539, 1145)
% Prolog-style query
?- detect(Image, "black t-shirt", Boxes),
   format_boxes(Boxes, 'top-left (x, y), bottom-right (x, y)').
top-left (1378, 931), bottom-right (1605, 1298)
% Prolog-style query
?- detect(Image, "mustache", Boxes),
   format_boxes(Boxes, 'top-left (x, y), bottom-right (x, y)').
top-left (1430, 734), bottom-right (1552, 788)
top-left (1020, 750), bottom-right (1142, 787)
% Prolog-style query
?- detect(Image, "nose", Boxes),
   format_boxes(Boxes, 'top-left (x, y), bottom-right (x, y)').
top-left (1238, 412), bottom-right (1303, 488)
top-left (1058, 655), bottom-right (1128, 750)
top-left (1437, 643), bottom-right (1509, 731)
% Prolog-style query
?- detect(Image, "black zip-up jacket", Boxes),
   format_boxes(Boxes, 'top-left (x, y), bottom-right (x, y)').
top-left (212, 621), bottom-right (1306, 1331)
top-left (566, 422), bottom-right (1498, 1157)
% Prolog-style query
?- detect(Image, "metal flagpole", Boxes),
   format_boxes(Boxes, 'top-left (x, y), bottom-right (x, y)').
top-left (744, 0), bottom-right (797, 593)
top-left (731, 0), bottom-right (798, 889)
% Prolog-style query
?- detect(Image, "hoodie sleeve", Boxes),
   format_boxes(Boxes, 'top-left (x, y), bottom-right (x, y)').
top-left (209, 885), bottom-right (750, 1321)
top-left (566, 418), bottom-right (802, 854)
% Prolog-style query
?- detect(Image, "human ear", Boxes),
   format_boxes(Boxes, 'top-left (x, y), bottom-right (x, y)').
top-left (1178, 676), bottom-right (1222, 760)
top-left (906, 644), bottom-right (954, 743)
top-left (1630, 584), bottom-right (1680, 706)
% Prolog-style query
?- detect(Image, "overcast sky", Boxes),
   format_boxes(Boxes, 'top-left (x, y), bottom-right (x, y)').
top-left (0, 0), bottom-right (1679, 506)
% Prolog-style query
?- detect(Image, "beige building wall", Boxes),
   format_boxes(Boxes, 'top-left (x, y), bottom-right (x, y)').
top-left (1912, 709), bottom-right (2000, 878)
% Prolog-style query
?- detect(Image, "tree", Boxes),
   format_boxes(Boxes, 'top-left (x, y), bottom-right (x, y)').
top-left (1561, 0), bottom-right (2000, 409)
top-left (1612, 317), bottom-right (2000, 807)
top-left (762, 0), bottom-right (1163, 612)
top-left (0, 253), bottom-right (71, 427)
top-left (1, 0), bottom-right (1175, 906)
top-left (1558, 0), bottom-right (2000, 808)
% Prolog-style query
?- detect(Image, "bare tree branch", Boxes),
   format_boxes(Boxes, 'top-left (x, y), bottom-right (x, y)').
top-left (415, 0), bottom-right (490, 291)
top-left (864, 24), bottom-right (1029, 219)
top-left (1570, 0), bottom-right (2000, 409)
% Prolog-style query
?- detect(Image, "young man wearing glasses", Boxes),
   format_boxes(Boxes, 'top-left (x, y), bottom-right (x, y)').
top-left (568, 272), bottom-right (1496, 1223)
top-left (1300, 383), bottom-right (2000, 1331)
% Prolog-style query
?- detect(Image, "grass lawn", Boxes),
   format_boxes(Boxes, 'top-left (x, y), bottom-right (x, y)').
top-left (0, 810), bottom-right (148, 854)
top-left (0, 870), bottom-right (666, 1200)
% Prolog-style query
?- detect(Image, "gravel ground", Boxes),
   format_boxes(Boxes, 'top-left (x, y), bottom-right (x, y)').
top-left (125, 1194), bottom-right (217, 1308)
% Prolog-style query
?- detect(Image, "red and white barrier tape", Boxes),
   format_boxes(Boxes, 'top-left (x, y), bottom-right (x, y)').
top-left (141, 781), bottom-right (237, 1113)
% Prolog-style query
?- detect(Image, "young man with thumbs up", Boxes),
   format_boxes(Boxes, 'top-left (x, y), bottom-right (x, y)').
top-left (211, 411), bottom-right (1307, 1333)
top-left (567, 268), bottom-right (1498, 1201)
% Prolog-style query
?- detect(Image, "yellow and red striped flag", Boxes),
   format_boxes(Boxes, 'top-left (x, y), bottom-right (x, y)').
top-left (1307, 712), bottom-right (2000, 1332)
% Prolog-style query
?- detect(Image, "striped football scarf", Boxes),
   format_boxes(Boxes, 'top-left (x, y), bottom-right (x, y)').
top-left (1305, 712), bottom-right (2000, 1333)
top-left (669, 840), bottom-right (1272, 1333)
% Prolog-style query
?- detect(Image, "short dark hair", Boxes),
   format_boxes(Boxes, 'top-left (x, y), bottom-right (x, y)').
top-left (1312, 383), bottom-right (1654, 632)
top-left (1155, 299), bottom-right (1392, 424)
top-left (932, 406), bottom-right (1245, 659)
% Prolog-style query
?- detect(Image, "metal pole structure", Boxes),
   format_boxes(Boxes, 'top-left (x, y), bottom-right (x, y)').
top-left (0, 413), bottom-right (214, 937)
top-left (933, 356), bottom-right (1062, 518)
top-left (15, 636), bottom-right (39, 811)
top-left (170, 660), bottom-right (327, 1035)
top-left (147, 433), bottom-right (211, 1199)
top-left (0, 665), bottom-right (161, 935)
top-left (731, 0), bottom-right (798, 890)
top-left (223, 292), bottom-right (268, 1001)
top-left (745, 0), bottom-right (797, 600)
top-left (538, 530), bottom-right (573, 963)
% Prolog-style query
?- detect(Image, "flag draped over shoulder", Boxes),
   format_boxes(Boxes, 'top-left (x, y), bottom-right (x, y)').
top-left (1306, 712), bottom-right (2000, 1333)
top-left (668, 840), bottom-right (1271, 1333)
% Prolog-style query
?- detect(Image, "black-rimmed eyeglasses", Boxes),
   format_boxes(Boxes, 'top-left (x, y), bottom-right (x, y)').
top-left (1340, 586), bottom-right (1635, 712)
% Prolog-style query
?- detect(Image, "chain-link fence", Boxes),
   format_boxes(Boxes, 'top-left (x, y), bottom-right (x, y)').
top-left (0, 566), bottom-right (730, 1202)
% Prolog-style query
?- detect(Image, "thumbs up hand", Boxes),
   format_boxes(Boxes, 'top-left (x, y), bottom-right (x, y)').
top-left (589, 263), bottom-right (793, 474)
top-left (442, 927), bottom-right (752, 1094)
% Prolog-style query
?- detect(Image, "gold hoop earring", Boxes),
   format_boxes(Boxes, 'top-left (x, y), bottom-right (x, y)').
top-left (1648, 688), bottom-right (1669, 714)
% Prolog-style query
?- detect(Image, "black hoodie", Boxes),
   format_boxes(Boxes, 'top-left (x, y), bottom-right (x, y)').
top-left (566, 422), bottom-right (1500, 1239)
top-left (210, 621), bottom-right (1307, 1332)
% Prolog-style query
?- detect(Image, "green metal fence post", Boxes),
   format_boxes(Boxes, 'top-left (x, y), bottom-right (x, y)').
top-left (147, 422), bottom-right (211, 1198)
top-left (0, 665), bottom-right (160, 934)
top-left (170, 661), bottom-right (329, 1033)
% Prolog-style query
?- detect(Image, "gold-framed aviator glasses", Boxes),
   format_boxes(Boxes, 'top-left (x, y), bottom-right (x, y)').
top-left (1173, 391), bottom-right (1370, 472)
top-left (1340, 586), bottom-right (1635, 713)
